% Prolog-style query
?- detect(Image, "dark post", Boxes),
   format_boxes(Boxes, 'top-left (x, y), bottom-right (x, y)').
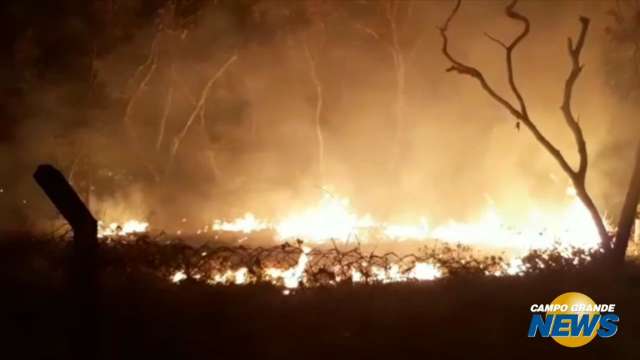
top-left (614, 142), bottom-right (640, 264)
top-left (34, 164), bottom-right (99, 359)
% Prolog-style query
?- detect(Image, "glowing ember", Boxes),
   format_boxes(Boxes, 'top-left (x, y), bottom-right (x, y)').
top-left (370, 262), bottom-right (442, 283)
top-left (410, 262), bottom-right (442, 280)
top-left (504, 258), bottom-right (525, 276)
top-left (351, 269), bottom-right (365, 283)
top-left (171, 270), bottom-right (187, 283)
top-left (208, 267), bottom-right (249, 285)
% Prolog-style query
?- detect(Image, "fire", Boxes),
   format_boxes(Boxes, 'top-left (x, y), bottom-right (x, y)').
top-left (427, 188), bottom-right (604, 252)
top-left (98, 219), bottom-right (149, 237)
top-left (382, 219), bottom-right (430, 240)
top-left (212, 213), bottom-right (268, 234)
top-left (264, 246), bottom-right (311, 288)
top-left (504, 258), bottom-right (525, 276)
top-left (169, 249), bottom-right (443, 288)
top-left (99, 187), bottom-right (600, 254)
top-left (410, 262), bottom-right (443, 280)
top-left (208, 267), bottom-right (249, 285)
top-left (370, 262), bottom-right (442, 283)
top-left (114, 185), bottom-right (612, 289)
top-left (207, 186), bottom-right (605, 254)
top-left (171, 270), bottom-right (187, 283)
top-left (275, 194), bottom-right (375, 243)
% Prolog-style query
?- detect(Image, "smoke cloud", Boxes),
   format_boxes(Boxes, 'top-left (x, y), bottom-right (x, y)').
top-left (1, 0), bottom-right (637, 234)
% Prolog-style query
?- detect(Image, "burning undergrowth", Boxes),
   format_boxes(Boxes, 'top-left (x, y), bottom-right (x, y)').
top-left (62, 185), bottom-right (624, 291)
top-left (37, 183), bottom-right (626, 291)
top-left (55, 230), bottom-right (603, 292)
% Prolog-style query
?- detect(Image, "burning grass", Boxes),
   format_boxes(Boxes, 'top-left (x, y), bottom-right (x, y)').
top-left (97, 186), bottom-right (611, 253)
top-left (82, 185), bottom-right (630, 292)
top-left (18, 228), bottom-right (612, 292)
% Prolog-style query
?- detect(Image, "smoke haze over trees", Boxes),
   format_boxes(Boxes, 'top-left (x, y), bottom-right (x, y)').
top-left (1, 0), bottom-right (639, 238)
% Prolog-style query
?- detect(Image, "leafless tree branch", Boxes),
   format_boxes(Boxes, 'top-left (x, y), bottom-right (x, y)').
top-left (439, 0), bottom-right (611, 248)
top-left (303, 35), bottom-right (325, 179)
top-left (561, 16), bottom-right (590, 178)
top-left (156, 86), bottom-right (173, 151)
top-left (166, 53), bottom-right (238, 173)
top-left (354, 23), bottom-right (381, 41)
top-left (484, 32), bottom-right (507, 49)
top-left (503, 0), bottom-right (530, 118)
top-left (123, 35), bottom-right (159, 137)
top-left (438, 0), bottom-right (523, 120)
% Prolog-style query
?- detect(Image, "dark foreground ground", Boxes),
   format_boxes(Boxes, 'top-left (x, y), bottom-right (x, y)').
top-left (1, 236), bottom-right (639, 359)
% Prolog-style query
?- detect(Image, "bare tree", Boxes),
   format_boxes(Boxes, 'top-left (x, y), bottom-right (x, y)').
top-left (166, 53), bottom-right (238, 173)
top-left (606, 0), bottom-right (640, 263)
top-left (383, 0), bottom-right (407, 173)
top-left (156, 85), bottom-right (173, 151)
top-left (355, 0), bottom-right (425, 174)
top-left (615, 144), bottom-right (640, 261)
top-left (439, 0), bottom-right (612, 252)
top-left (120, 15), bottom-right (167, 182)
top-left (303, 35), bottom-right (326, 180)
top-left (123, 35), bottom-right (159, 142)
top-left (299, 0), bottom-right (332, 181)
top-left (119, 0), bottom-right (240, 179)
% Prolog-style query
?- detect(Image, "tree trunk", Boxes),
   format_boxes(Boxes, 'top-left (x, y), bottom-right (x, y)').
top-left (613, 140), bottom-right (640, 263)
top-left (389, 2), bottom-right (406, 175)
top-left (167, 54), bottom-right (237, 174)
top-left (439, 2), bottom-right (616, 252)
top-left (390, 40), bottom-right (406, 174)
top-left (156, 86), bottom-right (172, 150)
top-left (573, 182), bottom-right (611, 250)
top-left (304, 40), bottom-right (325, 180)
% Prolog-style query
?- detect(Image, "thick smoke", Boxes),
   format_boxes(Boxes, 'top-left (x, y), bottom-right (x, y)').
top-left (1, 0), bottom-right (637, 234)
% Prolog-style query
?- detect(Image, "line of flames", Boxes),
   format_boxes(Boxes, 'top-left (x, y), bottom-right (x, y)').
top-left (97, 186), bottom-right (612, 289)
top-left (208, 186), bottom-right (606, 251)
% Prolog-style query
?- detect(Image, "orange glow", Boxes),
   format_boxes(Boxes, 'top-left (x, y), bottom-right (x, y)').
top-left (98, 219), bottom-right (149, 237)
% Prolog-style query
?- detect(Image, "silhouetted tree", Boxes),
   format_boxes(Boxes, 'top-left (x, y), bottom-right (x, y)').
top-left (351, 0), bottom-right (425, 175)
top-left (439, 0), bottom-right (614, 256)
top-left (605, 0), bottom-right (640, 263)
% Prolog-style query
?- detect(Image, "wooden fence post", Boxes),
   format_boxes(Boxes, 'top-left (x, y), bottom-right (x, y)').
top-left (34, 164), bottom-right (99, 359)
